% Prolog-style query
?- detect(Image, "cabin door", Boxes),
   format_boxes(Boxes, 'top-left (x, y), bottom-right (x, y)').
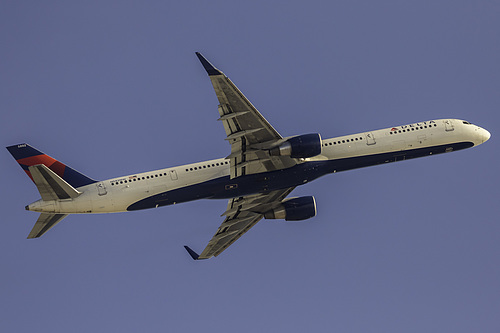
top-left (365, 132), bottom-right (376, 145)
top-left (444, 120), bottom-right (454, 131)
top-left (97, 182), bottom-right (107, 196)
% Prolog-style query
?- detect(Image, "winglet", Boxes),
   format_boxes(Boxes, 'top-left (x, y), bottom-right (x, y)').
top-left (195, 52), bottom-right (223, 76)
top-left (184, 245), bottom-right (201, 260)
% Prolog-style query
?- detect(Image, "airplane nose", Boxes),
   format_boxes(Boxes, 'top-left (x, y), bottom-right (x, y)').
top-left (481, 128), bottom-right (491, 143)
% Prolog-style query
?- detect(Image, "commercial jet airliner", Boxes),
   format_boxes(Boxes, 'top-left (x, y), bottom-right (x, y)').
top-left (7, 53), bottom-right (490, 260)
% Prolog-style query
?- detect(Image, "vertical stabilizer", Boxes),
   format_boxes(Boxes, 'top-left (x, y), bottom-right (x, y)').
top-left (6, 143), bottom-right (97, 188)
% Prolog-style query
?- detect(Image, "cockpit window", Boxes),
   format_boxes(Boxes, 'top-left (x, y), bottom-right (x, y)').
top-left (463, 121), bottom-right (471, 125)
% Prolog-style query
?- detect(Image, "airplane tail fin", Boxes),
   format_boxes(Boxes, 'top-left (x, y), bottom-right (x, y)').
top-left (6, 143), bottom-right (97, 188)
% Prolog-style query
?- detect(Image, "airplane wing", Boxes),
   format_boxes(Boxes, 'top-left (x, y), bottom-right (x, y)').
top-left (185, 186), bottom-right (295, 260)
top-left (196, 52), bottom-right (297, 178)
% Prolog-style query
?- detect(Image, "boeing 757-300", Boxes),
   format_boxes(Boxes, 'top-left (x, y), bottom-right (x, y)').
top-left (7, 53), bottom-right (490, 260)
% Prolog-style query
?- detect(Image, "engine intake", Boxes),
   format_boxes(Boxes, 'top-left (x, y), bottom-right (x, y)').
top-left (264, 196), bottom-right (317, 221)
top-left (269, 133), bottom-right (322, 158)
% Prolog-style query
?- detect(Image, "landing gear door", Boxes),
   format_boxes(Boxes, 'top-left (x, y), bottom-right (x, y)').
top-left (365, 132), bottom-right (376, 145)
top-left (444, 119), bottom-right (454, 131)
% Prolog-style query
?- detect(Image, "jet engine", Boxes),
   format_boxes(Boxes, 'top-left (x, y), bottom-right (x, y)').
top-left (264, 196), bottom-right (317, 221)
top-left (269, 133), bottom-right (322, 158)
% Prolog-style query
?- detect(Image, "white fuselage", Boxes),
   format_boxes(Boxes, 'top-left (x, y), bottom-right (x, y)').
top-left (27, 119), bottom-right (490, 215)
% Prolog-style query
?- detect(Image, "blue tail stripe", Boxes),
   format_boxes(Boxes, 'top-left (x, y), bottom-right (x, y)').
top-left (62, 167), bottom-right (97, 188)
top-left (6, 144), bottom-right (43, 160)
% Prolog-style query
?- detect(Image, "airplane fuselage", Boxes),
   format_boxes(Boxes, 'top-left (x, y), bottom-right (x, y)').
top-left (26, 118), bottom-right (490, 215)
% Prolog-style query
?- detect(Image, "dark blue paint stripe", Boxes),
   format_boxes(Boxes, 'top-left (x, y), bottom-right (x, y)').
top-left (127, 141), bottom-right (474, 211)
top-left (6, 144), bottom-right (43, 160)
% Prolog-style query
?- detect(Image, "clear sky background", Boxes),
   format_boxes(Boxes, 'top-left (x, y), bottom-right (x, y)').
top-left (1, 1), bottom-right (499, 332)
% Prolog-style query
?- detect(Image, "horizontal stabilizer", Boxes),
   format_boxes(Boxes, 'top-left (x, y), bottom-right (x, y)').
top-left (28, 213), bottom-right (68, 239)
top-left (29, 164), bottom-right (82, 201)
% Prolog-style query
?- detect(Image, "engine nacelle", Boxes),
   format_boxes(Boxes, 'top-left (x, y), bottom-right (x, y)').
top-left (269, 133), bottom-right (322, 158)
top-left (264, 196), bottom-right (317, 221)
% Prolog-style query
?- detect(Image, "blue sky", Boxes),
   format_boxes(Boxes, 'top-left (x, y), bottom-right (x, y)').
top-left (1, 1), bottom-right (499, 332)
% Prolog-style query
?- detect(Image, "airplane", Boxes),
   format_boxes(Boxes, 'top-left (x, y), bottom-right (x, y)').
top-left (7, 52), bottom-right (491, 260)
